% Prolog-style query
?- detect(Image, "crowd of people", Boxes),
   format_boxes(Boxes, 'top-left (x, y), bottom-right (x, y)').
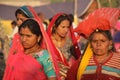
top-left (0, 5), bottom-right (120, 80)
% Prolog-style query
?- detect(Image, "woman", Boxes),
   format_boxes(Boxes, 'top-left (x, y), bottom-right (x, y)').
top-left (15, 5), bottom-right (34, 26)
top-left (6, 6), bottom-right (34, 63)
top-left (47, 13), bottom-right (81, 79)
top-left (66, 18), bottom-right (120, 80)
top-left (3, 19), bottom-right (57, 80)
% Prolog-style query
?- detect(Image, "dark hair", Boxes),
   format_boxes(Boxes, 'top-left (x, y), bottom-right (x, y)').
top-left (11, 20), bottom-right (17, 26)
top-left (68, 14), bottom-right (74, 22)
top-left (19, 19), bottom-right (43, 45)
top-left (52, 14), bottom-right (72, 34)
top-left (15, 9), bottom-right (29, 18)
top-left (89, 29), bottom-right (116, 52)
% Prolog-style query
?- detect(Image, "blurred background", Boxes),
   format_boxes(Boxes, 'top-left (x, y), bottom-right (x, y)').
top-left (0, 0), bottom-right (120, 35)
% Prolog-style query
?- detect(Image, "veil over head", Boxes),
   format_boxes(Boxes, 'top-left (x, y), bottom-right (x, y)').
top-left (4, 5), bottom-right (60, 80)
top-left (47, 13), bottom-right (81, 60)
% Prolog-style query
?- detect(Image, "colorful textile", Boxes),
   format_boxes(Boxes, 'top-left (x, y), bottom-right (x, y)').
top-left (3, 50), bottom-right (47, 80)
top-left (19, 6), bottom-right (34, 18)
top-left (67, 52), bottom-right (120, 80)
top-left (4, 5), bottom-right (59, 80)
top-left (28, 7), bottom-right (60, 79)
top-left (34, 50), bottom-right (56, 77)
top-left (80, 52), bottom-right (120, 80)
top-left (74, 8), bottom-right (120, 38)
top-left (72, 8), bottom-right (120, 80)
top-left (47, 13), bottom-right (81, 66)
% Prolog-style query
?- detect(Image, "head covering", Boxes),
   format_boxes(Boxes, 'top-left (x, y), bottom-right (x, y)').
top-left (4, 5), bottom-right (60, 80)
top-left (19, 5), bottom-right (34, 18)
top-left (74, 8), bottom-right (120, 38)
top-left (75, 8), bottom-right (120, 80)
top-left (47, 13), bottom-right (81, 60)
top-left (74, 18), bottom-right (111, 38)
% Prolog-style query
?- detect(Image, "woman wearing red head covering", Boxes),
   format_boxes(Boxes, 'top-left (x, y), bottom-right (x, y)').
top-left (67, 18), bottom-right (120, 80)
top-left (3, 5), bottom-right (61, 80)
top-left (47, 13), bottom-right (81, 79)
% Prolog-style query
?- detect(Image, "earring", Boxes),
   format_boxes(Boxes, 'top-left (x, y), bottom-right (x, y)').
top-left (38, 39), bottom-right (40, 43)
top-left (109, 45), bottom-right (112, 50)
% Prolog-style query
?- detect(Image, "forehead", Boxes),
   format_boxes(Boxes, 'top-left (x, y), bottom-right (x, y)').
top-left (91, 33), bottom-right (108, 40)
top-left (17, 13), bottom-right (28, 19)
top-left (59, 20), bottom-right (70, 25)
top-left (20, 27), bottom-right (32, 34)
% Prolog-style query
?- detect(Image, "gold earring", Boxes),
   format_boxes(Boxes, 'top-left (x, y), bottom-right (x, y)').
top-left (38, 39), bottom-right (40, 43)
top-left (109, 45), bottom-right (112, 50)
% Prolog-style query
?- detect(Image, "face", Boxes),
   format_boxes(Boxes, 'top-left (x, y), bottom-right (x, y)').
top-left (91, 33), bottom-right (112, 56)
top-left (19, 27), bottom-right (40, 49)
top-left (55, 20), bottom-right (70, 38)
top-left (16, 13), bottom-right (28, 26)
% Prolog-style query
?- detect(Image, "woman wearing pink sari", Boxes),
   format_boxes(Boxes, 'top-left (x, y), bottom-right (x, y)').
top-left (47, 13), bottom-right (81, 79)
top-left (3, 18), bottom-right (57, 80)
top-left (3, 5), bottom-right (61, 80)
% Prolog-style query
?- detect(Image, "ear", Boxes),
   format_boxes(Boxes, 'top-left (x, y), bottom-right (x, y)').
top-left (38, 35), bottom-right (41, 43)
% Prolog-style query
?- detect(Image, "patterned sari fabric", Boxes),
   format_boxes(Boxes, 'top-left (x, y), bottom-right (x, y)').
top-left (46, 13), bottom-right (81, 79)
top-left (47, 13), bottom-right (81, 65)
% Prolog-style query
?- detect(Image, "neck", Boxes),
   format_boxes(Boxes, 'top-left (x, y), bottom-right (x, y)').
top-left (52, 33), bottom-right (66, 48)
top-left (25, 44), bottom-right (40, 55)
top-left (53, 33), bottom-right (64, 42)
top-left (95, 53), bottom-right (110, 63)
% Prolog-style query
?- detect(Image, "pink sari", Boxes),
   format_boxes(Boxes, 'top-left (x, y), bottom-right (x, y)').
top-left (3, 6), bottom-right (60, 80)
top-left (3, 51), bottom-right (47, 80)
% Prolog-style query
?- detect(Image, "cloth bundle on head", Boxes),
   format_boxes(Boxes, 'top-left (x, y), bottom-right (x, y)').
top-left (74, 18), bottom-right (111, 38)
top-left (74, 8), bottom-right (120, 38)
top-left (74, 8), bottom-right (120, 80)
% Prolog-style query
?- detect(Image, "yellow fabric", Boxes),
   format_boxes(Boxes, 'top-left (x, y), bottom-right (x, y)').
top-left (77, 43), bottom-right (93, 80)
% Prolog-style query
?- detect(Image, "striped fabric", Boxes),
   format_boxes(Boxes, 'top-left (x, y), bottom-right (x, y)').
top-left (81, 52), bottom-right (120, 80)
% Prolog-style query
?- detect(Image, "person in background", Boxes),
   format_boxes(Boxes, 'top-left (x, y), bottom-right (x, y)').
top-left (67, 18), bottom-right (120, 80)
top-left (47, 13), bottom-right (81, 79)
top-left (9, 20), bottom-right (18, 39)
top-left (0, 20), bottom-right (10, 79)
top-left (3, 19), bottom-right (57, 80)
top-left (15, 6), bottom-right (34, 26)
top-left (112, 20), bottom-right (120, 53)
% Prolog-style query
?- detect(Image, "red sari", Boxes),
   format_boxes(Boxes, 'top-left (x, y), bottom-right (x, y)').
top-left (47, 13), bottom-right (81, 66)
